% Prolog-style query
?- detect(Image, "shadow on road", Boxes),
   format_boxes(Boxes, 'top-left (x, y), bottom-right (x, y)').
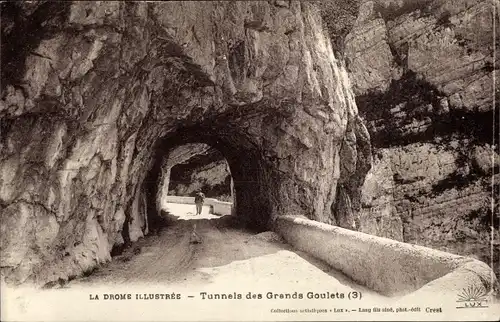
top-left (68, 207), bottom-right (384, 298)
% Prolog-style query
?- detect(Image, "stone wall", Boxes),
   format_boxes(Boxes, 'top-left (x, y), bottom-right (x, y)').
top-left (275, 215), bottom-right (498, 297)
top-left (164, 196), bottom-right (233, 216)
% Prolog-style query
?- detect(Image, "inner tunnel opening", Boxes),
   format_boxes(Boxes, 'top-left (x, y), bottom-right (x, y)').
top-left (167, 147), bottom-right (233, 203)
top-left (141, 124), bottom-right (274, 242)
top-left (161, 143), bottom-right (235, 222)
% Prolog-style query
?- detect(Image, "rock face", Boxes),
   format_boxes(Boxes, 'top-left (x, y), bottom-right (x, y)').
top-left (346, 0), bottom-right (497, 112)
top-left (0, 1), bottom-right (371, 286)
top-left (344, 0), bottom-right (499, 274)
top-left (168, 148), bottom-right (233, 201)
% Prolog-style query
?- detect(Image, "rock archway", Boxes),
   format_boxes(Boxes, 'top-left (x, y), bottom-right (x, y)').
top-left (145, 125), bottom-right (273, 233)
top-left (0, 1), bottom-right (371, 286)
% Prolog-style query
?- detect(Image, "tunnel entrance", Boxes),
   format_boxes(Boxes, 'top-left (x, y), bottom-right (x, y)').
top-left (142, 124), bottom-right (273, 238)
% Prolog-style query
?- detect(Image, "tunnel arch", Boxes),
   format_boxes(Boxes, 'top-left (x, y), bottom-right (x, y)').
top-left (144, 123), bottom-right (273, 233)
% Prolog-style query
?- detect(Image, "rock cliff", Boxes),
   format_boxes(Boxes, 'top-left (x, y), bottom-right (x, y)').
top-left (343, 0), bottom-right (499, 273)
top-left (0, 1), bottom-right (371, 286)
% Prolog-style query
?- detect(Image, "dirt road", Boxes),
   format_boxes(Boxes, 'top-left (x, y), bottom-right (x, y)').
top-left (68, 203), bottom-right (384, 299)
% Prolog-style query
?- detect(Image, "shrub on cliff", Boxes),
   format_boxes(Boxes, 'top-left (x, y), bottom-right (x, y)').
top-left (312, 0), bottom-right (361, 56)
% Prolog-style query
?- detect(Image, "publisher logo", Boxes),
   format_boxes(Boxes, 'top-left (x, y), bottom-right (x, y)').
top-left (455, 285), bottom-right (489, 309)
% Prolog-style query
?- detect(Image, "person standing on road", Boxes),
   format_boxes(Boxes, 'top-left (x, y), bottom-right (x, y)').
top-left (194, 190), bottom-right (205, 215)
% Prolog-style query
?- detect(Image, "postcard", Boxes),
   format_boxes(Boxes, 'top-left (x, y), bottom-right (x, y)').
top-left (1, 0), bottom-right (498, 321)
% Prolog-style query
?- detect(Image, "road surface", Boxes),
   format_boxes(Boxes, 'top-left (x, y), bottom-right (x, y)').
top-left (67, 203), bottom-right (384, 300)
